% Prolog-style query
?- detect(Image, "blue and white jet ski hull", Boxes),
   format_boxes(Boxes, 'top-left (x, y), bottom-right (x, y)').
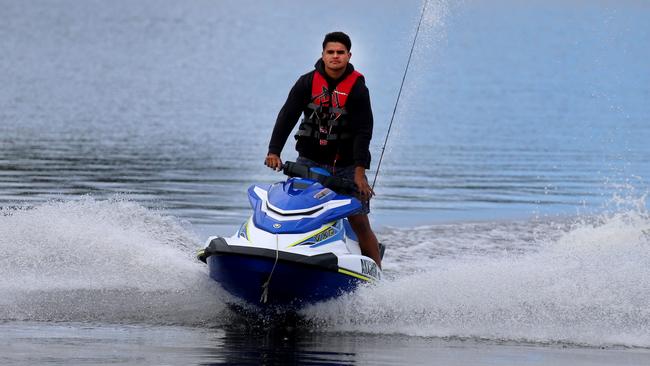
top-left (204, 236), bottom-right (372, 306)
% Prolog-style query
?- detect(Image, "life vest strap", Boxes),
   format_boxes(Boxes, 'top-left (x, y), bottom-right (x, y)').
top-left (307, 103), bottom-right (347, 116)
top-left (295, 122), bottom-right (353, 141)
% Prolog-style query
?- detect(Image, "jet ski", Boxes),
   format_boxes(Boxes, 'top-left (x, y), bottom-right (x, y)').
top-left (197, 161), bottom-right (383, 307)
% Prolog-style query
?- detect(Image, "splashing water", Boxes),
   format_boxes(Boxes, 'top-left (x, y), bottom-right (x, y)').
top-left (0, 197), bottom-right (230, 325)
top-left (1, 196), bottom-right (649, 348)
top-left (302, 203), bottom-right (650, 348)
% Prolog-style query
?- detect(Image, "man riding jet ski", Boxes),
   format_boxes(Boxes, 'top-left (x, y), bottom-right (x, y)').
top-left (197, 161), bottom-right (383, 307)
top-left (265, 31), bottom-right (382, 268)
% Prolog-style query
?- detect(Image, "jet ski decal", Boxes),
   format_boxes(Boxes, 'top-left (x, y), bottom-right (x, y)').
top-left (237, 219), bottom-right (250, 241)
top-left (287, 221), bottom-right (341, 247)
top-left (313, 188), bottom-right (334, 200)
top-left (338, 268), bottom-right (371, 281)
top-left (361, 259), bottom-right (380, 279)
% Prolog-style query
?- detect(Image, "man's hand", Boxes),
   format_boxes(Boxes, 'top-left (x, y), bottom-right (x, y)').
top-left (354, 166), bottom-right (375, 200)
top-left (264, 153), bottom-right (283, 171)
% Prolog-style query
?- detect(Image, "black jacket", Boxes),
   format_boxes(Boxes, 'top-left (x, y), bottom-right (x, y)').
top-left (268, 59), bottom-right (373, 168)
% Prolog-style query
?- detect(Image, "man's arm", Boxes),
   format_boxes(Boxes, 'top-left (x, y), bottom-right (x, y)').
top-left (266, 75), bottom-right (310, 170)
top-left (350, 78), bottom-right (375, 198)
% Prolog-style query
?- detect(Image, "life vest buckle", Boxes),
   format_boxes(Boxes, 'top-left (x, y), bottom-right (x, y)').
top-left (319, 126), bottom-right (329, 145)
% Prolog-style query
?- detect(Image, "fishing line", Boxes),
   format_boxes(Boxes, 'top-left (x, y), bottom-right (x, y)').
top-left (371, 0), bottom-right (429, 190)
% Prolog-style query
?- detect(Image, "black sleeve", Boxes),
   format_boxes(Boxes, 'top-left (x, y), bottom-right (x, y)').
top-left (349, 77), bottom-right (373, 169)
top-left (268, 73), bottom-right (312, 156)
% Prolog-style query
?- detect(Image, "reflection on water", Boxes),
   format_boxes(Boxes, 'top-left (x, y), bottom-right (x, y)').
top-left (3, 319), bottom-right (650, 366)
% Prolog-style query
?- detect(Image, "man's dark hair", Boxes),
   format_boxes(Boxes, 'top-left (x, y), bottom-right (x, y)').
top-left (322, 32), bottom-right (352, 51)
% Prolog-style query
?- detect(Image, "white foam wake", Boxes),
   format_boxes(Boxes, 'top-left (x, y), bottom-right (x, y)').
top-left (0, 197), bottom-right (229, 325)
top-left (303, 207), bottom-right (650, 348)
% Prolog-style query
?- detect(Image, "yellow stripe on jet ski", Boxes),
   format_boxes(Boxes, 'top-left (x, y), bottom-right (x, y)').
top-left (287, 222), bottom-right (335, 248)
top-left (338, 268), bottom-right (371, 282)
top-left (245, 218), bottom-right (251, 241)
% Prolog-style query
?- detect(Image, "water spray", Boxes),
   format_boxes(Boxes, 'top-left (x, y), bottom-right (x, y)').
top-left (371, 0), bottom-right (429, 189)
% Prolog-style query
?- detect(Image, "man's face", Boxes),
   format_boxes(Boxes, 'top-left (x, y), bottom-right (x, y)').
top-left (322, 42), bottom-right (351, 74)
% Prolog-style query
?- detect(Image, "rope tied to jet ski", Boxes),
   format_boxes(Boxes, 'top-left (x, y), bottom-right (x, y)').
top-left (371, 0), bottom-right (429, 190)
top-left (260, 234), bottom-right (280, 303)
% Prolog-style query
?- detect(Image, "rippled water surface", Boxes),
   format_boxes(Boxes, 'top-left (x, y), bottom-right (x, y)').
top-left (1, 0), bottom-right (649, 364)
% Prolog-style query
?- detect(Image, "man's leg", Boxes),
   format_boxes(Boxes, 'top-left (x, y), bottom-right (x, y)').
top-left (348, 213), bottom-right (381, 268)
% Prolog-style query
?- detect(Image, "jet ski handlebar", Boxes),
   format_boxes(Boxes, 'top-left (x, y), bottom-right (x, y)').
top-left (282, 161), bottom-right (358, 195)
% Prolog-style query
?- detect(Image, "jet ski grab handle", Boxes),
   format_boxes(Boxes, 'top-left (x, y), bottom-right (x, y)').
top-left (282, 161), bottom-right (358, 195)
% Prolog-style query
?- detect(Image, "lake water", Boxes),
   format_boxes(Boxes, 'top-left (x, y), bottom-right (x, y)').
top-left (1, 0), bottom-right (649, 364)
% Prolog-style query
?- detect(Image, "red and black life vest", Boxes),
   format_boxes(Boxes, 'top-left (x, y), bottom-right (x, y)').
top-left (295, 70), bottom-right (362, 145)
